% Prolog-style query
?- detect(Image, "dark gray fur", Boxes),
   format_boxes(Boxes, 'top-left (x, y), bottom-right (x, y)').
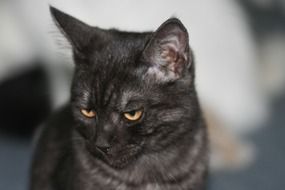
top-left (30, 7), bottom-right (208, 190)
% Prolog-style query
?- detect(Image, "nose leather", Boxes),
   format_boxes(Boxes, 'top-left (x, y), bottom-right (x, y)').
top-left (96, 146), bottom-right (109, 154)
top-left (95, 135), bottom-right (111, 154)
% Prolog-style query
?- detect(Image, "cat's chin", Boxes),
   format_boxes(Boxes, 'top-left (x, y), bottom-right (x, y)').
top-left (107, 155), bottom-right (136, 169)
top-left (92, 144), bottom-right (142, 169)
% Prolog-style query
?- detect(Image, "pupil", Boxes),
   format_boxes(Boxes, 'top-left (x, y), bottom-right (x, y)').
top-left (129, 111), bottom-right (136, 116)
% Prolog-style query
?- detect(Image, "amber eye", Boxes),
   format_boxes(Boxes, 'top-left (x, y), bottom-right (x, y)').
top-left (81, 109), bottom-right (96, 118)
top-left (123, 110), bottom-right (143, 121)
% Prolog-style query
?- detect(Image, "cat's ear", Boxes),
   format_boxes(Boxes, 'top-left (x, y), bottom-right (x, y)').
top-left (142, 18), bottom-right (191, 81)
top-left (50, 6), bottom-right (93, 53)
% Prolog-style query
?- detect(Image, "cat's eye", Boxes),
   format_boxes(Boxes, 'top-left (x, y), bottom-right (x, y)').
top-left (123, 109), bottom-right (143, 121)
top-left (81, 109), bottom-right (96, 118)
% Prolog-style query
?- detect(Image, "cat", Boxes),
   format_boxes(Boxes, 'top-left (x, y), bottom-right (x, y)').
top-left (29, 7), bottom-right (208, 190)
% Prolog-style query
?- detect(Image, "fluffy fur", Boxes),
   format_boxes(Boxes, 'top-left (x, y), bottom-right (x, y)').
top-left (30, 7), bottom-right (208, 190)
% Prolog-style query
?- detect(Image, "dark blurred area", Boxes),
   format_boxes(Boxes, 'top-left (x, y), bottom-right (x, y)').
top-left (240, 0), bottom-right (285, 38)
top-left (209, 94), bottom-right (285, 190)
top-left (0, 0), bottom-right (284, 190)
top-left (0, 64), bottom-right (51, 137)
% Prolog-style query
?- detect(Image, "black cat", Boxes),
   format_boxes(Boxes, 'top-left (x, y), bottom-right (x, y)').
top-left (30, 7), bottom-right (208, 190)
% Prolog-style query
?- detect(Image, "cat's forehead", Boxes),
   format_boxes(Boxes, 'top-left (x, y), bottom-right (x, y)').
top-left (77, 56), bottom-right (148, 109)
top-left (78, 70), bottom-right (147, 111)
top-left (80, 31), bottom-right (152, 90)
top-left (87, 30), bottom-right (151, 64)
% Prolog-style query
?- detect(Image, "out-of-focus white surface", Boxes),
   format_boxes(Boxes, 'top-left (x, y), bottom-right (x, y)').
top-left (0, 2), bottom-right (36, 80)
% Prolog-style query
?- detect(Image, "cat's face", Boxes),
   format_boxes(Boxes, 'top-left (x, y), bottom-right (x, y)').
top-left (51, 7), bottom-right (196, 169)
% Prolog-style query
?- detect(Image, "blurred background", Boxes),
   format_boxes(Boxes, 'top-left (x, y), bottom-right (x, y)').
top-left (0, 0), bottom-right (284, 189)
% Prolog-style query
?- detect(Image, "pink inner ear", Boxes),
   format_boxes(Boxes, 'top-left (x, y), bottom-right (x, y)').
top-left (142, 19), bottom-right (191, 81)
top-left (161, 46), bottom-right (178, 65)
top-left (160, 36), bottom-right (180, 62)
top-left (159, 38), bottom-right (187, 74)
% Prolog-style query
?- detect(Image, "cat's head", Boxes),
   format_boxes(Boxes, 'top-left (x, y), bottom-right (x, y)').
top-left (51, 7), bottom-right (198, 169)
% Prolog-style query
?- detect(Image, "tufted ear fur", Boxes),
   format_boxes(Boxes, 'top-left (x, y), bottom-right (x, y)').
top-left (50, 6), bottom-right (93, 54)
top-left (142, 18), bottom-right (191, 82)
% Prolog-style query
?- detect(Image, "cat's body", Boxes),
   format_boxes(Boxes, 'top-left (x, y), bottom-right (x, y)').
top-left (30, 7), bottom-right (208, 190)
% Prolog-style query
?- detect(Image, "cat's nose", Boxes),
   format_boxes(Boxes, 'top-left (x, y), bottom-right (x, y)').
top-left (96, 145), bottom-right (110, 155)
top-left (95, 136), bottom-right (111, 154)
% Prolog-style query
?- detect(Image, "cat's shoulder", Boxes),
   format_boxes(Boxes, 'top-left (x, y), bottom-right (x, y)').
top-left (33, 104), bottom-right (73, 149)
top-left (30, 104), bottom-right (74, 189)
